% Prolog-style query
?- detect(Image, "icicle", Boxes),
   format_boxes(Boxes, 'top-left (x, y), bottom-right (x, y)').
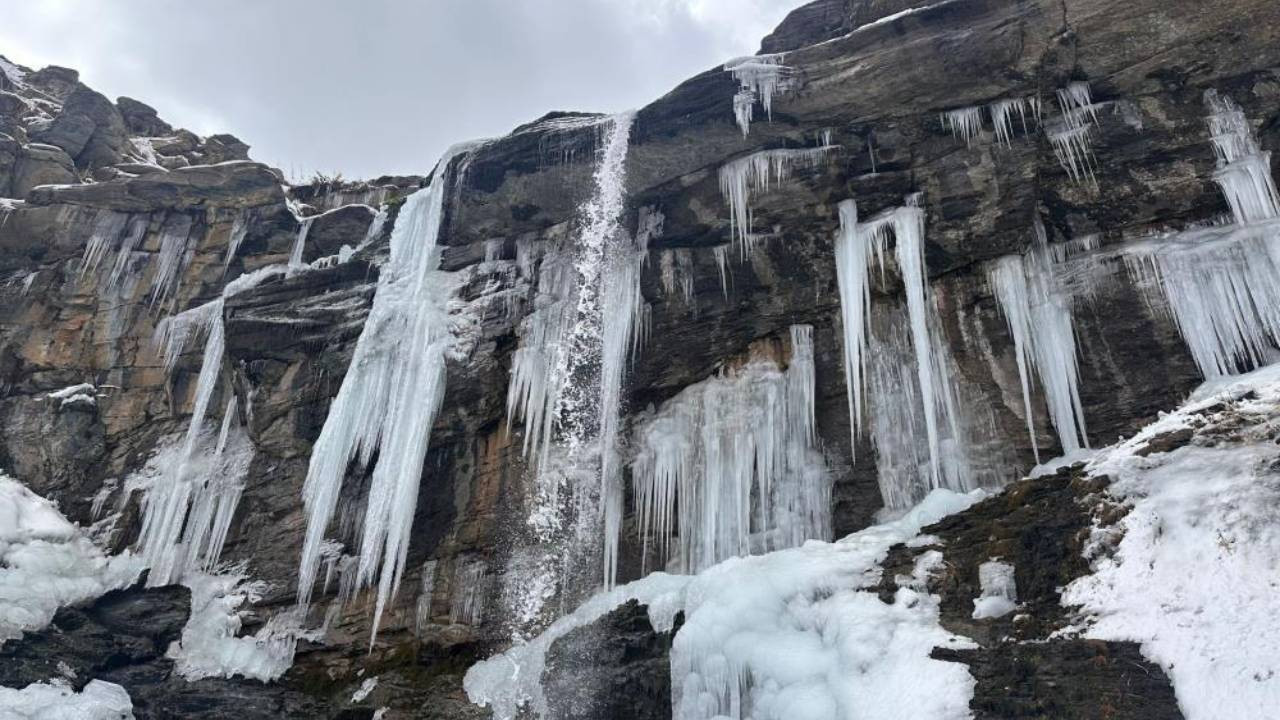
top-left (149, 214), bottom-right (196, 309)
top-left (941, 106), bottom-right (984, 146)
top-left (222, 211), bottom-right (249, 272)
top-left (1205, 90), bottom-right (1280, 224)
top-left (630, 328), bottom-right (830, 573)
top-left (449, 560), bottom-right (488, 625)
top-left (987, 223), bottom-right (1090, 461)
top-left (989, 98), bottom-right (1028, 147)
top-left (713, 244), bottom-right (731, 298)
top-left (79, 211), bottom-right (130, 279)
top-left (724, 54), bottom-right (789, 136)
top-left (414, 559), bottom-right (439, 635)
top-left (1048, 81), bottom-right (1102, 187)
top-left (296, 143), bottom-right (480, 643)
top-left (718, 146), bottom-right (835, 258)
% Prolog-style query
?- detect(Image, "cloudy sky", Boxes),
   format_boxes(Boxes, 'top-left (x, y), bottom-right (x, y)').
top-left (0, 0), bottom-right (802, 180)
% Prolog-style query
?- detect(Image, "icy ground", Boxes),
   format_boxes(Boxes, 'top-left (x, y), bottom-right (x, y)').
top-left (466, 489), bottom-right (986, 720)
top-left (0, 680), bottom-right (134, 720)
top-left (1063, 364), bottom-right (1280, 718)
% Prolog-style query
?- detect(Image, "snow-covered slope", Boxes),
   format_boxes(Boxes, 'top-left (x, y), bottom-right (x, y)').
top-left (1064, 366), bottom-right (1280, 718)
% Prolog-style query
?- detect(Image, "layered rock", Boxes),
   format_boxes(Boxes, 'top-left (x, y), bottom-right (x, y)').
top-left (1, 0), bottom-right (1279, 716)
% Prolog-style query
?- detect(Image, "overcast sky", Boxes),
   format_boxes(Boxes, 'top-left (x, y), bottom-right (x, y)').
top-left (0, 0), bottom-right (801, 180)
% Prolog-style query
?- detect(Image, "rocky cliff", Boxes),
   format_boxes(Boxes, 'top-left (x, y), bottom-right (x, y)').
top-left (2, 0), bottom-right (1279, 717)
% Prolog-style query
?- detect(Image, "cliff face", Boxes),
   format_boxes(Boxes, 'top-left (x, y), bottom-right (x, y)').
top-left (1, 0), bottom-right (1279, 716)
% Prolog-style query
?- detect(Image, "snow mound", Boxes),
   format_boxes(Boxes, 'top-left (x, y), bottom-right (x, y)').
top-left (0, 679), bottom-right (134, 720)
top-left (467, 488), bottom-right (985, 720)
top-left (0, 475), bottom-right (143, 643)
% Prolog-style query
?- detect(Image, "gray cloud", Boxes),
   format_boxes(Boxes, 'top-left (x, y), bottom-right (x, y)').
top-left (0, 0), bottom-right (799, 179)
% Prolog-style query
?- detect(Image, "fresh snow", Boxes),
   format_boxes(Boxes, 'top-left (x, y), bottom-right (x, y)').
top-left (1063, 364), bottom-right (1280, 719)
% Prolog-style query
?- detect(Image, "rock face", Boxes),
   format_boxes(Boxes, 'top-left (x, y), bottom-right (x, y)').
top-left (1, 0), bottom-right (1278, 716)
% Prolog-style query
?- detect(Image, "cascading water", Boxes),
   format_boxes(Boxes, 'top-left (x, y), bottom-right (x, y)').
top-left (503, 112), bottom-right (642, 636)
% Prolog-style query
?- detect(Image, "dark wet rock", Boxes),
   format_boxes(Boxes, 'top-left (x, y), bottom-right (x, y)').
top-left (876, 466), bottom-right (1183, 719)
top-left (933, 640), bottom-right (1183, 720)
top-left (542, 600), bottom-right (675, 720)
top-left (301, 204), bottom-right (376, 263)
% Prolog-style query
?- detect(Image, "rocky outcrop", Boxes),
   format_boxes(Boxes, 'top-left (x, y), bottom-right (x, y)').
top-left (2, 0), bottom-right (1278, 716)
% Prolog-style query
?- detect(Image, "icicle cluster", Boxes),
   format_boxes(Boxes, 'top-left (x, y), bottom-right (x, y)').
top-left (1048, 81), bottom-right (1103, 187)
top-left (718, 146), bottom-right (835, 258)
top-left (76, 208), bottom-right (197, 305)
top-left (724, 54), bottom-right (789, 137)
top-left (833, 196), bottom-right (972, 506)
top-left (939, 96), bottom-right (1040, 147)
top-left (1123, 91), bottom-right (1280, 378)
top-left (987, 222), bottom-right (1089, 461)
top-left (629, 326), bottom-right (830, 573)
top-left (139, 296), bottom-right (254, 587)
top-left (297, 143), bottom-right (477, 642)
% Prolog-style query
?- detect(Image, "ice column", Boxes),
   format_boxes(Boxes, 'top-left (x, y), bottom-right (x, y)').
top-left (297, 143), bottom-right (477, 641)
top-left (988, 223), bottom-right (1090, 460)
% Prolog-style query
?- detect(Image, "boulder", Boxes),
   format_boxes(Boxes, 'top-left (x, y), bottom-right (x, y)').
top-left (149, 128), bottom-right (201, 156)
top-left (24, 65), bottom-right (80, 102)
top-left (299, 203), bottom-right (376, 263)
top-left (13, 141), bottom-right (77, 195)
top-left (203, 133), bottom-right (251, 163)
top-left (115, 95), bottom-right (172, 136)
top-left (29, 83), bottom-right (128, 170)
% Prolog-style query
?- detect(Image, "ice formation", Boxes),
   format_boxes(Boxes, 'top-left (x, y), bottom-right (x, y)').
top-left (140, 284), bottom-right (259, 587)
top-left (719, 146), bottom-right (835, 258)
top-left (971, 560), bottom-right (1017, 619)
top-left (0, 474), bottom-right (142, 643)
top-left (0, 679), bottom-right (135, 720)
top-left (987, 223), bottom-right (1089, 460)
top-left (224, 210), bottom-right (250, 270)
top-left (724, 54), bottom-right (789, 136)
top-left (941, 106), bottom-right (984, 146)
top-left (865, 305), bottom-right (975, 509)
top-left (168, 570), bottom-right (308, 682)
top-left (466, 488), bottom-right (985, 720)
top-left (150, 214), bottom-right (197, 309)
top-left (833, 196), bottom-right (968, 497)
top-left (449, 560), bottom-right (489, 625)
top-left (297, 143), bottom-right (477, 640)
top-left (290, 215), bottom-right (314, 268)
top-left (1063, 364), bottom-right (1280, 719)
top-left (1122, 91), bottom-right (1280, 378)
top-left (629, 326), bottom-right (830, 573)
top-left (1048, 81), bottom-right (1102, 187)
top-left (78, 210), bottom-right (149, 296)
